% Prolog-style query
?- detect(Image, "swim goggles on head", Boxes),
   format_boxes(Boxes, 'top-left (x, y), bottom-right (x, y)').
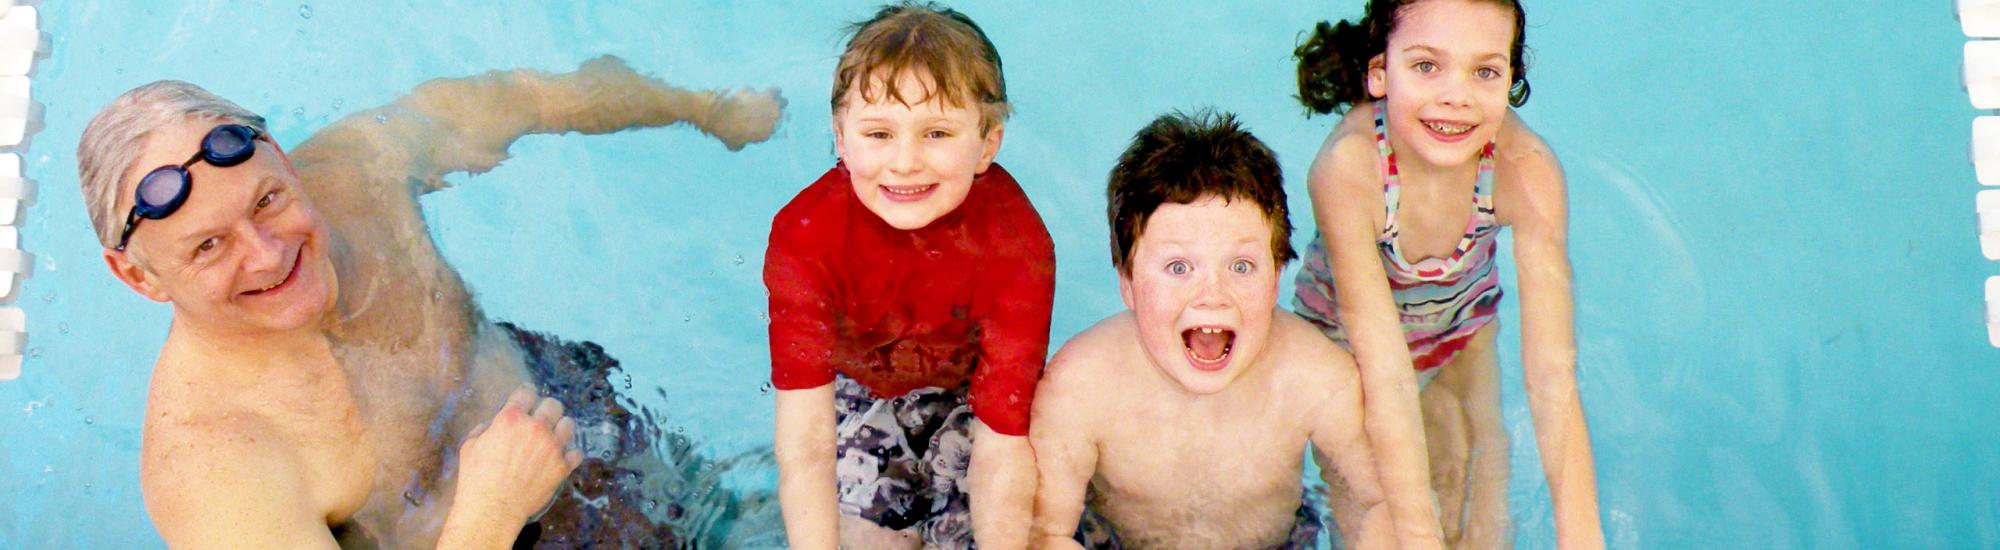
top-left (114, 124), bottom-right (263, 251)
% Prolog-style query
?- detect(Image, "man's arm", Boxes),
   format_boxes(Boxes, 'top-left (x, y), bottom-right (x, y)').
top-left (436, 387), bottom-right (584, 550)
top-left (288, 55), bottom-right (782, 198)
top-left (142, 433), bottom-right (341, 550)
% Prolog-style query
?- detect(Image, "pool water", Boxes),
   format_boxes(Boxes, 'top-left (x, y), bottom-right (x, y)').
top-left (2, 1), bottom-right (1994, 547)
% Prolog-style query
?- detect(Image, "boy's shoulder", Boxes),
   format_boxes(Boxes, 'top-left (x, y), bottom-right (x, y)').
top-left (963, 162), bottom-right (1055, 257)
top-left (1041, 312), bottom-right (1138, 387)
top-left (1256, 310), bottom-right (1356, 389)
top-left (768, 165), bottom-right (855, 248)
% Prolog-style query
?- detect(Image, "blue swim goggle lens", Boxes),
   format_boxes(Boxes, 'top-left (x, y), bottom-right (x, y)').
top-left (114, 124), bottom-right (262, 251)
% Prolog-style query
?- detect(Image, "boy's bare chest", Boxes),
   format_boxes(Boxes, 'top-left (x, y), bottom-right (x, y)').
top-left (1092, 404), bottom-right (1309, 505)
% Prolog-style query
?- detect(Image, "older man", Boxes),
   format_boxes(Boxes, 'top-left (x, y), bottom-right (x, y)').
top-left (78, 56), bottom-right (784, 547)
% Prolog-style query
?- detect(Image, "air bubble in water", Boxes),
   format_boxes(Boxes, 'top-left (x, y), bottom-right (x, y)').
top-left (682, 315), bottom-right (691, 323)
top-left (83, 416), bottom-right (93, 425)
top-left (623, 374), bottom-right (632, 390)
top-left (299, 4), bottom-right (314, 19)
top-left (733, 254), bottom-right (745, 265)
top-left (758, 382), bottom-right (772, 395)
top-left (403, 491), bottom-right (420, 506)
top-left (331, 98), bottom-right (344, 111)
top-left (57, 323), bottom-right (68, 336)
top-left (26, 348), bottom-right (39, 358)
top-left (375, 114), bottom-right (389, 125)
top-left (292, 107), bottom-right (306, 117)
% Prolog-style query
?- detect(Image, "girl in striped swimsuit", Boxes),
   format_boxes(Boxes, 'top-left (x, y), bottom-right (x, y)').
top-left (1292, 0), bottom-right (1603, 548)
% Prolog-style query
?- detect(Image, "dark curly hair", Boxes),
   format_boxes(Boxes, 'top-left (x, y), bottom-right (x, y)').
top-left (1295, 0), bottom-right (1532, 116)
top-left (1107, 110), bottom-right (1295, 276)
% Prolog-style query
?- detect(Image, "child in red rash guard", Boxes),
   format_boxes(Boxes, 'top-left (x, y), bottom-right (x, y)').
top-left (763, 3), bottom-right (1054, 549)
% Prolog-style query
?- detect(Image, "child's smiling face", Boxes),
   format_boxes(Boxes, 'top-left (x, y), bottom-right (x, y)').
top-left (1367, 0), bottom-right (1517, 170)
top-left (1119, 196), bottom-right (1281, 395)
top-left (835, 69), bottom-right (1002, 230)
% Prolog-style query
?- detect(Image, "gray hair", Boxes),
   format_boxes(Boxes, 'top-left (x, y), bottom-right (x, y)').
top-left (77, 81), bottom-right (267, 249)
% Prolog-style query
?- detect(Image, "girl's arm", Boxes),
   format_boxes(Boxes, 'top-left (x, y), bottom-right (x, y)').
top-left (1306, 122), bottom-right (1447, 549)
top-left (774, 386), bottom-right (840, 550)
top-left (1496, 117), bottom-right (1605, 548)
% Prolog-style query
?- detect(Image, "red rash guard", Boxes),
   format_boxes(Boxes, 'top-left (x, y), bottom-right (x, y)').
top-left (764, 163), bottom-right (1056, 436)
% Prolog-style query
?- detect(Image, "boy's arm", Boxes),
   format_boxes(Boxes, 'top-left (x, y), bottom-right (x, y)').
top-left (1497, 126), bottom-right (1605, 548)
top-left (775, 386), bottom-right (840, 550)
top-left (968, 420), bottom-right (1037, 549)
top-left (288, 54), bottom-right (782, 198)
top-left (765, 211), bottom-right (845, 550)
top-left (1302, 332), bottom-right (1395, 550)
top-left (969, 204), bottom-right (1058, 548)
top-left (1307, 121), bottom-right (1447, 549)
top-left (1027, 347), bottom-right (1095, 550)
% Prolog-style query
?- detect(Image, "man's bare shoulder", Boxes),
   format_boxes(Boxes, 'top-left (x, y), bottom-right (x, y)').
top-left (140, 357), bottom-right (304, 523)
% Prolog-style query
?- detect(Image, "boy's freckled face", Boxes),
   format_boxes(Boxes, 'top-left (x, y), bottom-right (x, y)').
top-left (1369, 0), bottom-right (1516, 169)
top-left (834, 70), bottom-right (1001, 230)
top-left (1119, 196), bottom-right (1280, 395)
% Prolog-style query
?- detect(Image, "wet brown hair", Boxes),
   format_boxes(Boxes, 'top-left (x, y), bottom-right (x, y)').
top-left (832, 1), bottom-right (1009, 133)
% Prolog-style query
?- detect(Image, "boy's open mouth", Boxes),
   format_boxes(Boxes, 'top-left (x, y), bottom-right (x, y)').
top-left (880, 183), bottom-right (938, 203)
top-left (1181, 326), bottom-right (1235, 371)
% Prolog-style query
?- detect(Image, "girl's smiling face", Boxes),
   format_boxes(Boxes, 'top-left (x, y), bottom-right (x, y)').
top-left (1367, 0), bottom-right (1517, 171)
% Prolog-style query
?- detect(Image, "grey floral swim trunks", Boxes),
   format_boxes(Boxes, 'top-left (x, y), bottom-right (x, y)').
top-left (833, 373), bottom-right (977, 549)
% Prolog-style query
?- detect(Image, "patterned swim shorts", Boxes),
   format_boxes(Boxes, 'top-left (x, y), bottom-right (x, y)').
top-left (833, 373), bottom-right (977, 549)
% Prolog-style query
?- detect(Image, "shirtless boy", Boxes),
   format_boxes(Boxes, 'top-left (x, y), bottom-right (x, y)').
top-left (1029, 111), bottom-right (1396, 549)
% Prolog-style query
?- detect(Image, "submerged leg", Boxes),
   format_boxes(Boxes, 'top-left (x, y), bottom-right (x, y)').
top-left (1457, 327), bottom-right (1512, 549)
top-left (1421, 365), bottom-right (1473, 546)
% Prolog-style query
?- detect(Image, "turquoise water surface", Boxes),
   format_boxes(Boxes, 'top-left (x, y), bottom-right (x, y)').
top-left (1, 1), bottom-right (1994, 547)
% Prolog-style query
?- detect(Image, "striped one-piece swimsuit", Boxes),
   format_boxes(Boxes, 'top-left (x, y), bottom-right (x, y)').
top-left (1294, 102), bottom-right (1503, 379)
